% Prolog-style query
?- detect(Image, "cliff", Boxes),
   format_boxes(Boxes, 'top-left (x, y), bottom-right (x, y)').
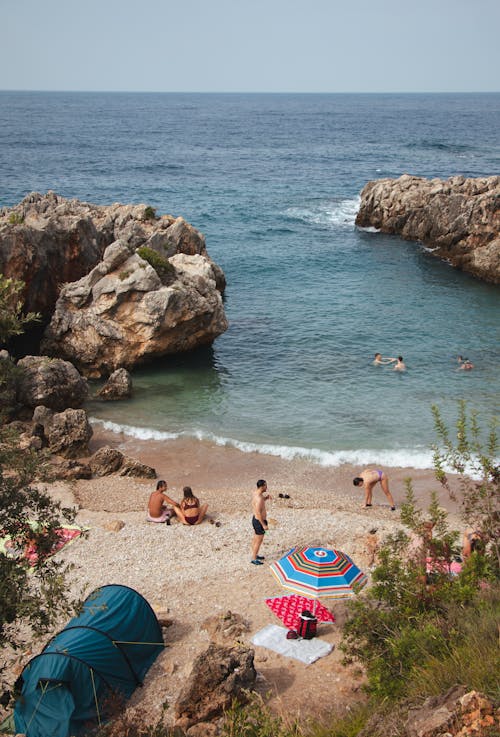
top-left (355, 175), bottom-right (500, 283)
top-left (0, 193), bottom-right (228, 376)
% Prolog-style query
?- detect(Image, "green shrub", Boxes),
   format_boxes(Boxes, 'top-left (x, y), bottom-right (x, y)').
top-left (143, 206), bottom-right (157, 220)
top-left (8, 212), bottom-right (24, 225)
top-left (136, 246), bottom-right (175, 282)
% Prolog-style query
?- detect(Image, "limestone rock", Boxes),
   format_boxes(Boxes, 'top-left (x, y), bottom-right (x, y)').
top-left (51, 459), bottom-right (92, 481)
top-left (202, 610), bottom-right (250, 646)
top-left (17, 356), bottom-right (88, 411)
top-left (174, 643), bottom-right (256, 729)
top-left (405, 686), bottom-right (499, 737)
top-left (104, 520), bottom-right (125, 532)
top-left (46, 408), bottom-right (93, 458)
top-left (0, 192), bottom-right (223, 322)
top-left (41, 241), bottom-right (228, 378)
top-left (96, 368), bottom-right (132, 400)
top-left (356, 175), bottom-right (500, 283)
top-left (89, 446), bottom-right (124, 476)
top-left (118, 457), bottom-right (156, 478)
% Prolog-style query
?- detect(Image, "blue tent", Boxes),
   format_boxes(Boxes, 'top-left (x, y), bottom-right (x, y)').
top-left (14, 584), bottom-right (165, 737)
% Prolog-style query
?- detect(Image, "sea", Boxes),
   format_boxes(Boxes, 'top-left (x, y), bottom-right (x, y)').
top-left (1, 91), bottom-right (499, 469)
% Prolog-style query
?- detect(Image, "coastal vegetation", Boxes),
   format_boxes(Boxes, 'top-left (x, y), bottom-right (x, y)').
top-left (136, 246), bottom-right (176, 281)
top-left (0, 284), bottom-right (80, 701)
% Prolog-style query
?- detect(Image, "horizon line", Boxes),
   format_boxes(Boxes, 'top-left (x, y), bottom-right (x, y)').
top-left (1, 88), bottom-right (499, 95)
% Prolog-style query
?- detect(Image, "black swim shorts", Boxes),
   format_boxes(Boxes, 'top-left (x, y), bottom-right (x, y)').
top-left (252, 516), bottom-right (267, 535)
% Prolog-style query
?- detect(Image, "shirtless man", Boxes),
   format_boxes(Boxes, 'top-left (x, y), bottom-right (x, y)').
top-left (353, 469), bottom-right (396, 510)
top-left (251, 479), bottom-right (271, 565)
top-left (147, 480), bottom-right (187, 524)
top-left (393, 356), bottom-right (406, 371)
top-left (373, 352), bottom-right (396, 366)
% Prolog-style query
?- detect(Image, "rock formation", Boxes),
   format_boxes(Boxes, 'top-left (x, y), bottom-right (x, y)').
top-left (356, 175), bottom-right (500, 283)
top-left (174, 643), bottom-right (257, 731)
top-left (95, 368), bottom-right (132, 401)
top-left (41, 241), bottom-right (228, 377)
top-left (0, 191), bottom-right (225, 320)
top-left (17, 355), bottom-right (89, 411)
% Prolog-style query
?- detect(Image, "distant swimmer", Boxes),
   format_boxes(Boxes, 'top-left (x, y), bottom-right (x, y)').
top-left (457, 356), bottom-right (474, 370)
top-left (353, 468), bottom-right (396, 510)
top-left (373, 352), bottom-right (396, 366)
top-left (393, 356), bottom-right (406, 371)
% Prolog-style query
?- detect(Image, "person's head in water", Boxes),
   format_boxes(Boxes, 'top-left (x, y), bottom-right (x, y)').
top-left (398, 356), bottom-right (403, 362)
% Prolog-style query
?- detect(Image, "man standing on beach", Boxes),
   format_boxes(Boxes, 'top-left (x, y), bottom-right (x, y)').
top-left (251, 479), bottom-right (271, 565)
top-left (353, 469), bottom-right (396, 510)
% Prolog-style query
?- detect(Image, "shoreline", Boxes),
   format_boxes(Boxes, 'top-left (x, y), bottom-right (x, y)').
top-left (87, 422), bottom-right (463, 519)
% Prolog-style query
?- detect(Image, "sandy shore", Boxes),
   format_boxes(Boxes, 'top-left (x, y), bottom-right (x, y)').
top-left (42, 427), bottom-right (465, 729)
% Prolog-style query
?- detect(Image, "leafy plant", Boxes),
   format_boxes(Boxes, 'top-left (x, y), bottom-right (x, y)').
top-left (0, 274), bottom-right (40, 346)
top-left (8, 212), bottom-right (24, 225)
top-left (143, 206), bottom-right (157, 220)
top-left (136, 246), bottom-right (175, 282)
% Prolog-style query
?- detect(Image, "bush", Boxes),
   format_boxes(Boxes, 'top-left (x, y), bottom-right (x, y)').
top-left (136, 246), bottom-right (175, 283)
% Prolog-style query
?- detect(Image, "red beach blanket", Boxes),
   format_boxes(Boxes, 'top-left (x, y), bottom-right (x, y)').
top-left (1, 526), bottom-right (83, 566)
top-left (265, 595), bottom-right (335, 630)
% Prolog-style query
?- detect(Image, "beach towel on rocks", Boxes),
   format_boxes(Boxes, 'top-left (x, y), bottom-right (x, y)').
top-left (251, 624), bottom-right (333, 665)
top-left (0, 524), bottom-right (83, 565)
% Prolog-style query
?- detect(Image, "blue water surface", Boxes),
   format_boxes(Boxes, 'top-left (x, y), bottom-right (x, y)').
top-left (1, 92), bottom-right (499, 466)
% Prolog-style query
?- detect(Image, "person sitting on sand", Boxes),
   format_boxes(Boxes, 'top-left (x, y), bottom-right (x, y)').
top-left (179, 486), bottom-right (208, 526)
top-left (147, 480), bottom-right (186, 524)
top-left (393, 356), bottom-right (406, 371)
top-left (353, 468), bottom-right (396, 510)
top-left (373, 352), bottom-right (396, 366)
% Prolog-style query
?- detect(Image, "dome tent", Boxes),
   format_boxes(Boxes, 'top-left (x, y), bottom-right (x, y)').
top-left (14, 584), bottom-right (164, 737)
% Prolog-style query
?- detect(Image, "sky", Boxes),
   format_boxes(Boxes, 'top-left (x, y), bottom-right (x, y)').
top-left (1, 0), bottom-right (499, 93)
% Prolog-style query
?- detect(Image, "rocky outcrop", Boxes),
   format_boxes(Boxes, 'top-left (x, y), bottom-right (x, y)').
top-left (0, 191), bottom-right (225, 320)
top-left (174, 643), bottom-right (256, 731)
top-left (405, 687), bottom-right (499, 737)
top-left (96, 368), bottom-right (132, 401)
top-left (89, 445), bottom-right (156, 478)
top-left (46, 408), bottom-right (93, 458)
top-left (17, 355), bottom-right (89, 411)
top-left (356, 175), bottom-right (500, 283)
top-left (41, 241), bottom-right (228, 377)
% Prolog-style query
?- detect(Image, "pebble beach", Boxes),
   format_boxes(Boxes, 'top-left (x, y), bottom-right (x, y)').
top-left (41, 425), bottom-right (465, 728)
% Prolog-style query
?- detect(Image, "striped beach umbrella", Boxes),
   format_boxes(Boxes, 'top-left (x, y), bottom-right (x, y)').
top-left (270, 546), bottom-right (367, 600)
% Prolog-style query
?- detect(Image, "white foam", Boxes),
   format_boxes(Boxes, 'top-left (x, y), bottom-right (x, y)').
top-left (90, 418), bottom-right (180, 441)
top-left (285, 197), bottom-right (360, 229)
top-left (90, 418), bottom-right (437, 470)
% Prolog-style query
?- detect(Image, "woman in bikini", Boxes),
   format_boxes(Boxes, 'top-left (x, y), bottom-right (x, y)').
top-left (353, 468), bottom-right (396, 510)
top-left (180, 486), bottom-right (208, 526)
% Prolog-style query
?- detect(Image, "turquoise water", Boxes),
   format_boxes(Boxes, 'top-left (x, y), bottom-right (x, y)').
top-left (1, 92), bottom-right (499, 467)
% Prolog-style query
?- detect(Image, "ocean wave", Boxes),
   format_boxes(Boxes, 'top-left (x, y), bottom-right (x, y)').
top-left (285, 197), bottom-right (360, 229)
top-left (90, 417), bottom-right (435, 470)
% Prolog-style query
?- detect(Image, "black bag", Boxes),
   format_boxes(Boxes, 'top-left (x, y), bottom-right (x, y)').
top-left (297, 609), bottom-right (317, 639)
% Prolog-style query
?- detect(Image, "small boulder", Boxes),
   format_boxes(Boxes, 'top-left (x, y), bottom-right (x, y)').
top-left (104, 520), bottom-right (125, 532)
top-left (47, 408), bottom-right (93, 458)
top-left (96, 368), bottom-right (132, 401)
top-left (89, 446), bottom-right (124, 476)
top-left (17, 356), bottom-right (88, 411)
top-left (174, 643), bottom-right (256, 729)
top-left (52, 459), bottom-right (92, 480)
top-left (119, 457), bottom-right (156, 478)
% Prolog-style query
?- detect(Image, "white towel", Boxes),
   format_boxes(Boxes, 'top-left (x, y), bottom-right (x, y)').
top-left (251, 624), bottom-right (333, 665)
